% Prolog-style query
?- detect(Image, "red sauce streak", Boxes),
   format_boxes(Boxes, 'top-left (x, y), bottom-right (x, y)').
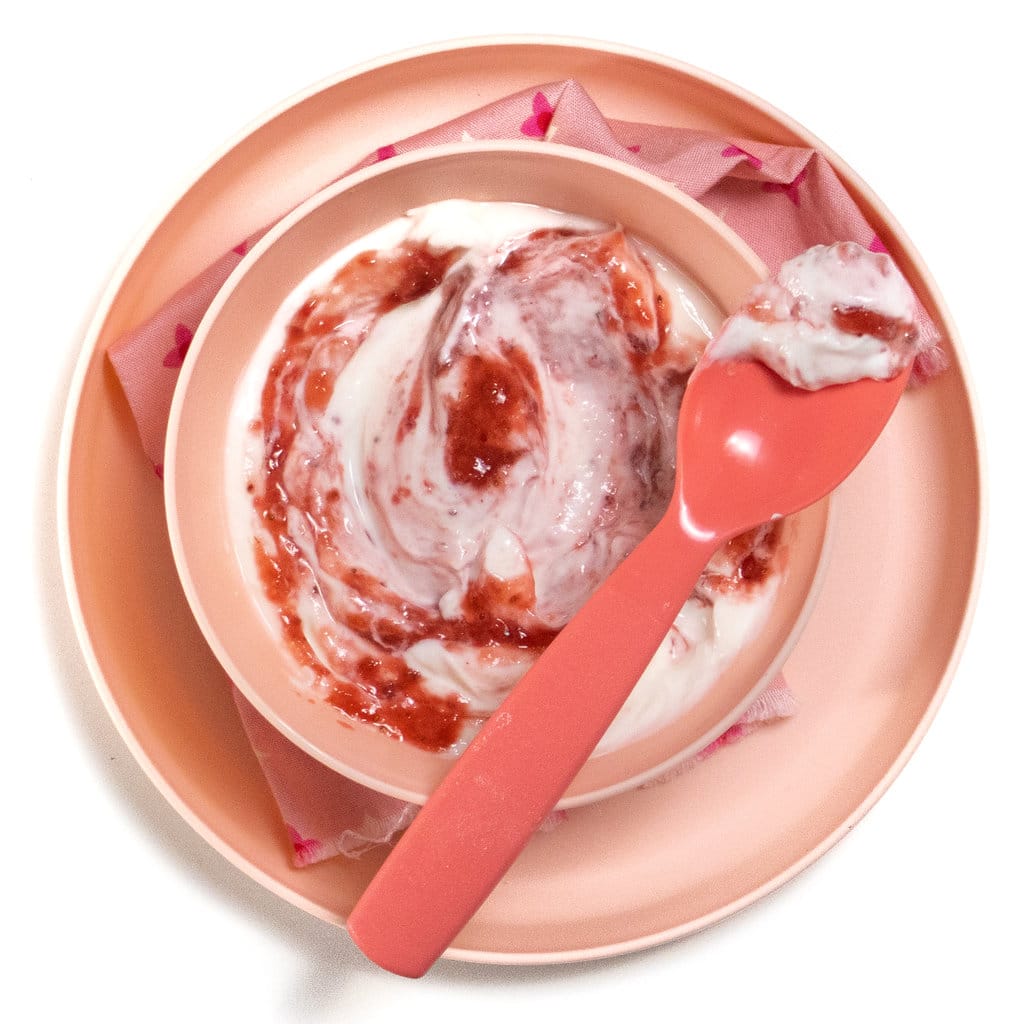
top-left (496, 227), bottom-right (579, 272)
top-left (252, 242), bottom-right (476, 751)
top-left (304, 367), bottom-right (335, 412)
top-left (703, 523), bottom-right (783, 594)
top-left (742, 295), bottom-right (785, 324)
top-left (567, 234), bottom-right (671, 369)
top-left (250, 241), bottom-right (564, 749)
top-left (498, 228), bottom-right (673, 375)
top-left (396, 373), bottom-right (423, 442)
top-left (325, 656), bottom-right (470, 750)
top-left (462, 571), bottom-right (538, 619)
top-left (443, 344), bottom-right (542, 488)
top-left (831, 304), bottom-right (918, 347)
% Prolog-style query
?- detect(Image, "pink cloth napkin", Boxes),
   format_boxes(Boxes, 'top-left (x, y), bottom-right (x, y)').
top-left (108, 79), bottom-right (944, 867)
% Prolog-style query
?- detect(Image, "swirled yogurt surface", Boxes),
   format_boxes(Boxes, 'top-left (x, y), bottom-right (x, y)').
top-left (228, 200), bottom-right (783, 755)
top-left (709, 241), bottom-right (919, 388)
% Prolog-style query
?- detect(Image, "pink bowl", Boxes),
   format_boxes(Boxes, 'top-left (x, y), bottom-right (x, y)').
top-left (164, 141), bottom-right (830, 808)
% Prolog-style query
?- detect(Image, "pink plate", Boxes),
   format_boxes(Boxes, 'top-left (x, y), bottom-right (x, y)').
top-left (57, 36), bottom-right (983, 965)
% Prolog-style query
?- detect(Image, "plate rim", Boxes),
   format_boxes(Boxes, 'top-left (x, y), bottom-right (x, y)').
top-left (56, 33), bottom-right (988, 966)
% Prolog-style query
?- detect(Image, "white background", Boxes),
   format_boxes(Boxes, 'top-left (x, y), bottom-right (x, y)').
top-left (5, 2), bottom-right (1020, 1020)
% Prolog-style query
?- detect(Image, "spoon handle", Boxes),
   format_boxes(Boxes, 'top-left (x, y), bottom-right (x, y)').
top-left (346, 512), bottom-right (719, 977)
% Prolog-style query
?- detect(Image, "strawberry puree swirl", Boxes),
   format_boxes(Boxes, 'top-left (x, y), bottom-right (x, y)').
top-left (234, 201), bottom-right (782, 754)
top-left (710, 242), bottom-right (920, 388)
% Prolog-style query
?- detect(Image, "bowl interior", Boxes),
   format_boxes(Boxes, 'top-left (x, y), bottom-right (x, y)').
top-left (165, 142), bottom-right (829, 808)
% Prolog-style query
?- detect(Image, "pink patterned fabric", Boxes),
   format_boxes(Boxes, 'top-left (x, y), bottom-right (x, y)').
top-left (108, 80), bottom-right (943, 867)
top-left (232, 691), bottom-right (417, 864)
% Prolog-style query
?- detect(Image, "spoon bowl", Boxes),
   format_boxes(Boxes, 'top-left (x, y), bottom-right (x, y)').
top-left (680, 358), bottom-right (913, 537)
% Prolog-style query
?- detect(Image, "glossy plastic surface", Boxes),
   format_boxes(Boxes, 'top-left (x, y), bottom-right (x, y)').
top-left (348, 356), bottom-right (909, 976)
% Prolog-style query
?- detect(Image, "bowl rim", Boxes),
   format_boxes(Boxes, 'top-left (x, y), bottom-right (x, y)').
top-left (164, 138), bottom-right (832, 808)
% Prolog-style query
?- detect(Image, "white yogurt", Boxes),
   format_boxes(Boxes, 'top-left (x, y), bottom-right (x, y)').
top-left (709, 242), bottom-right (919, 389)
top-left (228, 200), bottom-right (782, 755)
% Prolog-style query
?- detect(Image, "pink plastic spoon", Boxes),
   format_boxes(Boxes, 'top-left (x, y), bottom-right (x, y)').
top-left (347, 351), bottom-right (912, 977)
